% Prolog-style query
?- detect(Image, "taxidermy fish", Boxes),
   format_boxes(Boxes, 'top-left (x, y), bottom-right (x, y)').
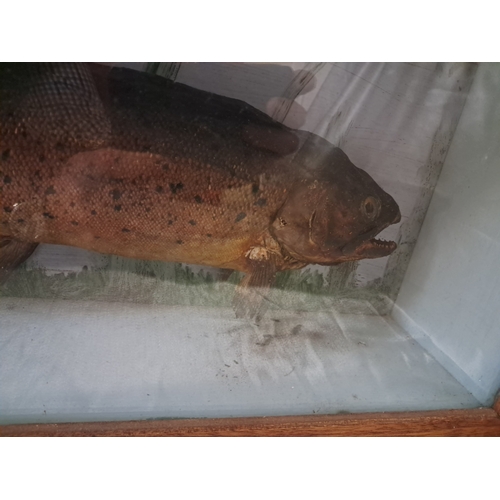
top-left (0, 63), bottom-right (401, 318)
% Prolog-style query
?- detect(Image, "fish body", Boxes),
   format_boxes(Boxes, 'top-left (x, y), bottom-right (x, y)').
top-left (0, 63), bottom-right (401, 317)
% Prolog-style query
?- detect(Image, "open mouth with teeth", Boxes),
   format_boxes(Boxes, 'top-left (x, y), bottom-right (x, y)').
top-left (341, 214), bottom-right (401, 260)
top-left (345, 237), bottom-right (398, 259)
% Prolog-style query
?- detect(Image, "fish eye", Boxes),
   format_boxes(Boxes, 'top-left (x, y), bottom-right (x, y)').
top-left (362, 196), bottom-right (381, 219)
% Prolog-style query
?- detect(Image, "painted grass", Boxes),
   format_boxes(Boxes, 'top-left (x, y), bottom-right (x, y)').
top-left (0, 256), bottom-right (393, 315)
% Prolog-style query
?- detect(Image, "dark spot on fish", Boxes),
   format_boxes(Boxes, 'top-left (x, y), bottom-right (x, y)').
top-left (167, 219), bottom-right (174, 226)
top-left (122, 228), bottom-right (130, 233)
top-left (21, 129), bottom-right (27, 138)
top-left (235, 212), bottom-right (247, 223)
top-left (189, 219), bottom-right (197, 226)
top-left (45, 185), bottom-right (56, 195)
top-left (70, 202), bottom-right (75, 207)
top-left (206, 233), bottom-right (212, 238)
top-left (71, 220), bottom-right (79, 226)
top-left (3, 175), bottom-right (11, 184)
top-left (156, 185), bottom-right (164, 193)
top-left (91, 210), bottom-right (97, 216)
top-left (34, 170), bottom-right (42, 178)
top-left (82, 265), bottom-right (88, 271)
top-left (114, 157), bottom-right (120, 164)
top-left (254, 198), bottom-right (267, 207)
top-left (194, 195), bottom-right (203, 204)
top-left (170, 182), bottom-right (184, 194)
top-left (176, 239), bottom-right (183, 245)
top-left (145, 207), bottom-right (151, 213)
top-left (110, 188), bottom-right (122, 200)
top-left (94, 236), bottom-right (100, 239)
top-left (1, 149), bottom-right (11, 161)
top-left (114, 204), bottom-right (122, 211)
top-left (43, 212), bottom-right (55, 219)
top-left (17, 218), bottom-right (25, 223)
top-left (252, 183), bottom-right (259, 194)
top-left (55, 142), bottom-right (64, 151)
top-left (38, 155), bottom-right (45, 163)
top-left (162, 163), bottom-right (169, 172)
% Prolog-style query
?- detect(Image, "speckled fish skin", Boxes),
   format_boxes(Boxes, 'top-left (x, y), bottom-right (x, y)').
top-left (0, 63), bottom-right (401, 315)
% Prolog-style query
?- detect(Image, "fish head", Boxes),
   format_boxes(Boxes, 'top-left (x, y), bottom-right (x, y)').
top-left (270, 145), bottom-right (401, 265)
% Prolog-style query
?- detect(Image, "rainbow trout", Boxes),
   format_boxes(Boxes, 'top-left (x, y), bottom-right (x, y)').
top-left (0, 63), bottom-right (401, 318)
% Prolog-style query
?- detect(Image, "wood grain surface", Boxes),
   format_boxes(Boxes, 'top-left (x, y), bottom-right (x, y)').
top-left (2, 407), bottom-right (500, 437)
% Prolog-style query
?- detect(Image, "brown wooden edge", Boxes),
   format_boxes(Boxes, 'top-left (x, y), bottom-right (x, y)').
top-left (494, 391), bottom-right (500, 417)
top-left (2, 404), bottom-right (500, 437)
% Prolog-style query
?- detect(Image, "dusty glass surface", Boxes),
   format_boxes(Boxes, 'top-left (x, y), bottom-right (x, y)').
top-left (1, 62), bottom-right (498, 424)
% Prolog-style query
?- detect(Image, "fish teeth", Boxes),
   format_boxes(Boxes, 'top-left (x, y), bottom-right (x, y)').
top-left (371, 238), bottom-right (394, 247)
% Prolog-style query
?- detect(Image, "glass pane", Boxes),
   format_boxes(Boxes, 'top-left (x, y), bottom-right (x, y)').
top-left (1, 62), bottom-right (498, 424)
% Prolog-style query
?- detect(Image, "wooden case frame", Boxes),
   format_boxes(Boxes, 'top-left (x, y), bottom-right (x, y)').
top-left (3, 395), bottom-right (499, 436)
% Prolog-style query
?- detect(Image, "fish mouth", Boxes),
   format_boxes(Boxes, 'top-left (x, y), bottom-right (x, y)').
top-left (341, 212), bottom-right (400, 260)
top-left (344, 237), bottom-right (397, 259)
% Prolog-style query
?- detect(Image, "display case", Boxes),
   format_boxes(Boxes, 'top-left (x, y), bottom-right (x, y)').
top-left (1, 62), bottom-right (499, 436)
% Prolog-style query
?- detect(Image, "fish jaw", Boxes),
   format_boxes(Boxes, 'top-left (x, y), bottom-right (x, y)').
top-left (342, 236), bottom-right (397, 260)
top-left (339, 211), bottom-right (401, 261)
top-left (279, 233), bottom-right (398, 266)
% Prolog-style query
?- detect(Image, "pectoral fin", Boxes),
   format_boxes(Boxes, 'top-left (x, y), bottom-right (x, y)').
top-left (0, 237), bottom-right (38, 284)
top-left (232, 251), bottom-right (277, 321)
